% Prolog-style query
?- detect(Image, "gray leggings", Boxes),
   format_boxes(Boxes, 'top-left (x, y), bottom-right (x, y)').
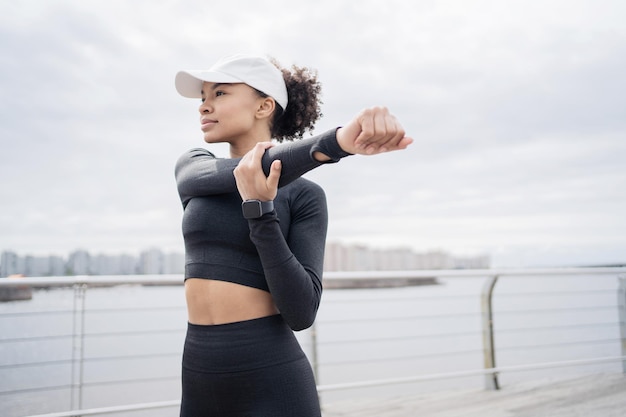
top-left (180, 314), bottom-right (321, 417)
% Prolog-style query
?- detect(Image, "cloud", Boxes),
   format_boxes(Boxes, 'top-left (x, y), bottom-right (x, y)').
top-left (1, 0), bottom-right (625, 268)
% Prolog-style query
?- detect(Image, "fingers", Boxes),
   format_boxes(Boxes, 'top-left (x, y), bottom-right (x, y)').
top-left (353, 107), bottom-right (409, 155)
top-left (234, 142), bottom-right (273, 179)
top-left (238, 141), bottom-right (274, 168)
top-left (266, 160), bottom-right (282, 191)
top-left (233, 142), bottom-right (279, 202)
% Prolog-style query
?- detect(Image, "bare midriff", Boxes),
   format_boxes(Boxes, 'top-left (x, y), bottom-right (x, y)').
top-left (185, 278), bottom-right (279, 325)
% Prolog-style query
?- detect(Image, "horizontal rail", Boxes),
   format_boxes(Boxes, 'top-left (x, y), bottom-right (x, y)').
top-left (27, 400), bottom-right (181, 417)
top-left (322, 289), bottom-right (616, 304)
top-left (319, 305), bottom-right (616, 325)
top-left (1, 328), bottom-right (184, 344)
top-left (0, 274), bottom-right (184, 287)
top-left (2, 267), bottom-right (626, 288)
top-left (2, 384), bottom-right (75, 397)
top-left (320, 348), bottom-right (483, 366)
top-left (320, 330), bottom-right (481, 345)
top-left (497, 338), bottom-right (620, 351)
top-left (319, 311), bottom-right (480, 324)
top-left (24, 356), bottom-right (626, 417)
top-left (495, 321), bottom-right (620, 334)
top-left (316, 355), bottom-right (626, 392)
top-left (0, 306), bottom-right (184, 318)
top-left (322, 267), bottom-right (626, 279)
top-left (495, 306), bottom-right (615, 315)
top-left (1, 374), bottom-right (181, 397)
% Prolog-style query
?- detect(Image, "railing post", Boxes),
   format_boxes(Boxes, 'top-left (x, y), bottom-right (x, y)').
top-left (70, 283), bottom-right (87, 410)
top-left (617, 275), bottom-right (626, 374)
top-left (481, 275), bottom-right (499, 390)
top-left (310, 322), bottom-right (320, 382)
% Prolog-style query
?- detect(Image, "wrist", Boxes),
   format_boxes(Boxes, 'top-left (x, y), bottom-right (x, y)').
top-left (242, 199), bottom-right (274, 219)
top-left (335, 124), bottom-right (358, 155)
top-left (310, 128), bottom-right (352, 163)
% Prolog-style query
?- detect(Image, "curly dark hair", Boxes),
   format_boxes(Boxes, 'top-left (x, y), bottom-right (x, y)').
top-left (255, 58), bottom-right (323, 142)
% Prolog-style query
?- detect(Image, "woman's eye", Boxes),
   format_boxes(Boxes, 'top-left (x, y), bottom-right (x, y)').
top-left (215, 91), bottom-right (225, 97)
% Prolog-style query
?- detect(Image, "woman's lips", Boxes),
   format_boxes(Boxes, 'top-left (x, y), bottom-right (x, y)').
top-left (200, 119), bottom-right (217, 130)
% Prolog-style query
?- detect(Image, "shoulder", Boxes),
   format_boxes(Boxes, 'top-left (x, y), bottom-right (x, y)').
top-left (280, 178), bottom-right (327, 215)
top-left (175, 148), bottom-right (217, 170)
top-left (285, 177), bottom-right (326, 199)
top-left (177, 148), bottom-right (216, 162)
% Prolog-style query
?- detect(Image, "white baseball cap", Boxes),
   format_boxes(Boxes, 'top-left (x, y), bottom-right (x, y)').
top-left (175, 54), bottom-right (288, 110)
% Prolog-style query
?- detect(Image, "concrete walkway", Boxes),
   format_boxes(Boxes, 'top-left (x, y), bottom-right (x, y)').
top-left (322, 373), bottom-right (626, 417)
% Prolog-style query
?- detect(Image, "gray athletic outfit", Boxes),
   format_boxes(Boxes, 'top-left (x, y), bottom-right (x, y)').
top-left (175, 129), bottom-right (350, 416)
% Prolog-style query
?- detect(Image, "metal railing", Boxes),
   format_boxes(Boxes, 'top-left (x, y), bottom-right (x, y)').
top-left (1, 268), bottom-right (625, 417)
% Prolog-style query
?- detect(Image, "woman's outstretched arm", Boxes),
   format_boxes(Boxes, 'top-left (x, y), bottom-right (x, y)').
top-left (177, 107), bottom-right (413, 207)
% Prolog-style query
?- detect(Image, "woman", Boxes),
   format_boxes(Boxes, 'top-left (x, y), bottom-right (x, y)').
top-left (174, 54), bottom-right (412, 416)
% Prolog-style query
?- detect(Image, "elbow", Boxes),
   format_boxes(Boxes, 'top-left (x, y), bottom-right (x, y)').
top-left (284, 309), bottom-right (317, 332)
top-left (288, 317), bottom-right (316, 332)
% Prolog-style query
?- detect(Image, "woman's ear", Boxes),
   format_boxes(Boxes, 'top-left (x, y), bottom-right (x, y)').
top-left (256, 97), bottom-right (276, 120)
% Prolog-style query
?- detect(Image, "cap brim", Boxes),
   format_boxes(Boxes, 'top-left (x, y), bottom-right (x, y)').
top-left (175, 70), bottom-right (243, 98)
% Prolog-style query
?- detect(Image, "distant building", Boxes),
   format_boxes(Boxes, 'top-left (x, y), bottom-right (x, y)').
top-left (139, 248), bottom-right (164, 275)
top-left (1, 249), bottom-right (179, 277)
top-left (67, 250), bottom-right (91, 275)
top-left (119, 254), bottom-right (139, 275)
top-left (1, 251), bottom-right (24, 277)
top-left (24, 255), bottom-right (51, 277)
top-left (49, 256), bottom-right (66, 276)
top-left (92, 254), bottom-right (123, 275)
top-left (324, 243), bottom-right (490, 271)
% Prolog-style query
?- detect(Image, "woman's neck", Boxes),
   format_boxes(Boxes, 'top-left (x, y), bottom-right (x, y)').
top-left (228, 128), bottom-right (272, 158)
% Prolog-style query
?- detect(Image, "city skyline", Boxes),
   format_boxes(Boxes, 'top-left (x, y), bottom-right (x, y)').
top-left (0, 247), bottom-right (185, 277)
top-left (1, 242), bottom-right (492, 278)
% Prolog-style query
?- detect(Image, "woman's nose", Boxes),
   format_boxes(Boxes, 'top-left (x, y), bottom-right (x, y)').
top-left (199, 100), bottom-right (213, 114)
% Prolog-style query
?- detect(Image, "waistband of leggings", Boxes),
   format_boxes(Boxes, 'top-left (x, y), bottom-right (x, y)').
top-left (183, 314), bottom-right (305, 373)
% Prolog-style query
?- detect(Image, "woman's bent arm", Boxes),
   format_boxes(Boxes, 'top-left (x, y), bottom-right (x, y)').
top-left (175, 129), bottom-right (349, 207)
top-left (246, 185), bottom-right (328, 331)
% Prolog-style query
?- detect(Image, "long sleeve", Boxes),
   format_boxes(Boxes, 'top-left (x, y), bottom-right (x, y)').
top-left (175, 128), bottom-right (350, 208)
top-left (247, 183), bottom-right (328, 331)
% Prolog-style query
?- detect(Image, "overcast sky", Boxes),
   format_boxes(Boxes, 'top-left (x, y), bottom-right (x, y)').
top-left (1, 0), bottom-right (625, 267)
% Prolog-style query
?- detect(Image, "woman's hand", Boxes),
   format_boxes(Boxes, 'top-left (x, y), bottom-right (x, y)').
top-left (234, 142), bottom-right (282, 201)
top-left (336, 106), bottom-right (413, 155)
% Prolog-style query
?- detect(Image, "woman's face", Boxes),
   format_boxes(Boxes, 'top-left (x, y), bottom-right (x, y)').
top-left (198, 82), bottom-right (266, 144)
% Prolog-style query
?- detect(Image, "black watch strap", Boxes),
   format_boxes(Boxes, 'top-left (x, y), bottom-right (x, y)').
top-left (242, 199), bottom-right (274, 219)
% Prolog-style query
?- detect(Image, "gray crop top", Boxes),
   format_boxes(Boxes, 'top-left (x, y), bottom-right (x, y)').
top-left (174, 129), bottom-right (350, 330)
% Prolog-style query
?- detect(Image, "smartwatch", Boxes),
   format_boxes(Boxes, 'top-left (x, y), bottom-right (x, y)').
top-left (241, 199), bottom-right (274, 219)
